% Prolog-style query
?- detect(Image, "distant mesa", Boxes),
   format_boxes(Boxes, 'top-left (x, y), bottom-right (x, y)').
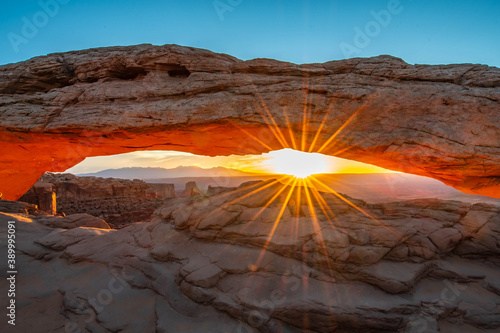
top-left (206, 185), bottom-right (237, 196)
top-left (18, 172), bottom-right (178, 228)
top-left (180, 181), bottom-right (202, 197)
top-left (15, 171), bottom-right (257, 229)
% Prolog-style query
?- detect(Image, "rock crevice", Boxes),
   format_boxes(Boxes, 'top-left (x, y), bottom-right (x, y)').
top-left (3, 181), bottom-right (500, 332)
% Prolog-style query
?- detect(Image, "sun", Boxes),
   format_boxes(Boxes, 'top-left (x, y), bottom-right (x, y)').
top-left (266, 148), bottom-right (330, 178)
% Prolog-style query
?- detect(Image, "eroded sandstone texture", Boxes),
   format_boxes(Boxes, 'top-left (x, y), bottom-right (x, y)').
top-left (1, 44), bottom-right (499, 200)
top-left (19, 180), bottom-right (57, 215)
top-left (1, 181), bottom-right (499, 332)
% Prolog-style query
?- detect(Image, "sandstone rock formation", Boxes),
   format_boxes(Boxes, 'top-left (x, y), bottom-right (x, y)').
top-left (180, 181), bottom-right (202, 197)
top-left (0, 199), bottom-right (45, 215)
top-left (20, 173), bottom-right (176, 227)
top-left (38, 172), bottom-right (176, 200)
top-left (149, 182), bottom-right (176, 199)
top-left (207, 184), bottom-right (237, 196)
top-left (18, 180), bottom-right (57, 215)
top-left (1, 180), bottom-right (499, 332)
top-left (0, 44), bottom-right (499, 200)
top-left (37, 213), bottom-right (111, 229)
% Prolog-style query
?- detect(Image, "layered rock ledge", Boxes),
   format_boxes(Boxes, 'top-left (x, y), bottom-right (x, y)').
top-left (1, 181), bottom-right (499, 332)
top-left (0, 44), bottom-right (499, 200)
top-left (19, 173), bottom-right (176, 227)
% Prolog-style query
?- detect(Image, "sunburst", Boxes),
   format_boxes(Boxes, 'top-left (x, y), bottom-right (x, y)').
top-left (265, 148), bottom-right (330, 179)
top-left (200, 75), bottom-right (400, 276)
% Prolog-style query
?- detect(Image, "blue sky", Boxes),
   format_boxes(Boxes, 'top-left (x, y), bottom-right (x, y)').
top-left (2, 0), bottom-right (499, 173)
top-left (1, 0), bottom-right (499, 67)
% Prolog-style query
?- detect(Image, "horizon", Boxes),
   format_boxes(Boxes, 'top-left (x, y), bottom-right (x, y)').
top-left (2, 1), bottom-right (499, 67)
top-left (70, 164), bottom-right (399, 176)
top-left (3, 0), bottom-right (499, 176)
top-left (65, 149), bottom-right (395, 175)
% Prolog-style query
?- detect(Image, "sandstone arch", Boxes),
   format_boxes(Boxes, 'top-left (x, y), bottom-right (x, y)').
top-left (0, 44), bottom-right (499, 200)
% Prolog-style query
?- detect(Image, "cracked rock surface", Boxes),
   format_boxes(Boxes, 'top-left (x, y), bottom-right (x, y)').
top-left (0, 44), bottom-right (499, 200)
top-left (1, 180), bottom-right (500, 332)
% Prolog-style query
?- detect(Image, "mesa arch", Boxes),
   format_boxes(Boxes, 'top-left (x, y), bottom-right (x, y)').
top-left (0, 44), bottom-right (499, 200)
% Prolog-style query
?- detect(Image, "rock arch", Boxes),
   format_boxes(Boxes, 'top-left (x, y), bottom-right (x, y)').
top-left (1, 44), bottom-right (499, 200)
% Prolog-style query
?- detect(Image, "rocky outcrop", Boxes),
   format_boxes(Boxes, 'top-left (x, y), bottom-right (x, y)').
top-left (149, 182), bottom-right (176, 199)
top-left (2, 180), bottom-right (499, 332)
top-left (180, 181), bottom-right (202, 197)
top-left (20, 173), bottom-right (176, 227)
top-left (207, 184), bottom-right (237, 196)
top-left (18, 180), bottom-right (57, 215)
top-left (154, 179), bottom-right (500, 273)
top-left (0, 199), bottom-right (45, 215)
top-left (37, 213), bottom-right (110, 229)
top-left (37, 172), bottom-right (176, 200)
top-left (0, 44), bottom-right (499, 200)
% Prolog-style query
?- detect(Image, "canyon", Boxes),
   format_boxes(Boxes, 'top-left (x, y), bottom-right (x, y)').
top-left (0, 44), bottom-right (499, 200)
top-left (19, 173), bottom-right (176, 228)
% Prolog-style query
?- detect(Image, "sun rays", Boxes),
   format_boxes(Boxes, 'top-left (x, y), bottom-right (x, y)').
top-left (159, 75), bottom-right (399, 280)
top-left (197, 75), bottom-right (412, 278)
top-left (265, 149), bottom-right (330, 178)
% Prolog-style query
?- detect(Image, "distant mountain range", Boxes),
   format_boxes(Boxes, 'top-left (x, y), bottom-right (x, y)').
top-left (77, 166), bottom-right (263, 179)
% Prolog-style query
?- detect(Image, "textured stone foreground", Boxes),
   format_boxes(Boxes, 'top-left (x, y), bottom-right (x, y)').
top-left (0, 44), bottom-right (499, 200)
top-left (1, 181), bottom-right (500, 332)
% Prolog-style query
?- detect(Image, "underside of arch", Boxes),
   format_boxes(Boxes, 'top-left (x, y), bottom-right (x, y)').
top-left (0, 44), bottom-right (499, 200)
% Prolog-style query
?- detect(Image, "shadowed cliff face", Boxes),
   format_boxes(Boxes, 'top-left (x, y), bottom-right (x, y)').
top-left (0, 44), bottom-right (499, 200)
